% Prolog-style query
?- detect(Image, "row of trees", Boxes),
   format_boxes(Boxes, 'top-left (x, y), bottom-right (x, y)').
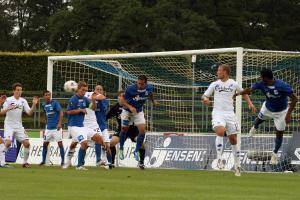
top-left (0, 0), bottom-right (299, 52)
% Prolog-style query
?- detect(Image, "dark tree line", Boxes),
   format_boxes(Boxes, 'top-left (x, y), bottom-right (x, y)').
top-left (0, 0), bottom-right (299, 52)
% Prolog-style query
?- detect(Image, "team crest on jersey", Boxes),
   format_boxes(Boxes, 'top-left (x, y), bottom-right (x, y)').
top-left (215, 84), bottom-right (234, 92)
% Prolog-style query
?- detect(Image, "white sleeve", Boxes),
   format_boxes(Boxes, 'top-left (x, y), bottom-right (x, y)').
top-left (23, 99), bottom-right (31, 114)
top-left (235, 82), bottom-right (243, 93)
top-left (203, 82), bottom-right (215, 97)
top-left (1, 100), bottom-right (9, 112)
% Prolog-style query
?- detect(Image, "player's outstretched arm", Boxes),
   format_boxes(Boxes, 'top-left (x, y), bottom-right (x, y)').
top-left (25, 96), bottom-right (39, 116)
top-left (118, 94), bottom-right (136, 114)
top-left (66, 109), bottom-right (86, 115)
top-left (241, 94), bottom-right (256, 113)
top-left (233, 87), bottom-right (252, 98)
top-left (201, 95), bottom-right (210, 105)
top-left (285, 93), bottom-right (298, 123)
top-left (57, 111), bottom-right (64, 130)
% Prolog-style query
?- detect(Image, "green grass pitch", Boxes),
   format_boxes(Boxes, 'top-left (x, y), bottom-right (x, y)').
top-left (0, 165), bottom-right (299, 200)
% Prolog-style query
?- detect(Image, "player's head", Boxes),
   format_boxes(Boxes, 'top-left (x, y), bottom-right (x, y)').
top-left (117, 90), bottom-right (124, 96)
top-left (260, 68), bottom-right (274, 85)
top-left (77, 81), bottom-right (88, 97)
top-left (137, 75), bottom-right (147, 90)
top-left (94, 85), bottom-right (104, 95)
top-left (43, 90), bottom-right (51, 102)
top-left (12, 82), bottom-right (23, 98)
top-left (217, 64), bottom-right (230, 80)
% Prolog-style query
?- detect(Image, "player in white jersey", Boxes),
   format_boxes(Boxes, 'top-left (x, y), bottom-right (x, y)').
top-left (0, 83), bottom-right (39, 168)
top-left (202, 64), bottom-right (256, 176)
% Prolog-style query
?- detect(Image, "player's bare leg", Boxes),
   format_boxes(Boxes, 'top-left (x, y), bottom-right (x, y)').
top-left (229, 134), bottom-right (241, 176)
top-left (271, 130), bottom-right (283, 165)
top-left (215, 126), bottom-right (225, 170)
top-left (22, 139), bottom-right (31, 168)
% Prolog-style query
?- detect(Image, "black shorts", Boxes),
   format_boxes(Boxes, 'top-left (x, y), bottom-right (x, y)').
top-left (113, 125), bottom-right (139, 143)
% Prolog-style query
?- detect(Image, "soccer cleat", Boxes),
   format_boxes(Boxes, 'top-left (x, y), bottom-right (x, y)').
top-left (108, 164), bottom-right (113, 170)
top-left (96, 160), bottom-right (107, 167)
top-left (0, 164), bottom-right (14, 168)
top-left (216, 159), bottom-right (225, 170)
top-left (39, 161), bottom-right (45, 166)
top-left (249, 126), bottom-right (257, 137)
top-left (22, 163), bottom-right (30, 168)
top-left (119, 149), bottom-right (124, 160)
top-left (76, 166), bottom-right (88, 171)
top-left (133, 151), bottom-right (140, 162)
top-left (62, 163), bottom-right (70, 169)
top-left (138, 163), bottom-right (145, 170)
top-left (270, 152), bottom-right (278, 165)
top-left (234, 164), bottom-right (241, 177)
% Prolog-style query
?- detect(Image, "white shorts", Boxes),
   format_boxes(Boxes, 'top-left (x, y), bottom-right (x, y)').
top-left (68, 126), bottom-right (89, 144)
top-left (4, 126), bottom-right (29, 142)
top-left (101, 129), bottom-right (110, 143)
top-left (212, 112), bottom-right (240, 135)
top-left (258, 102), bottom-right (288, 131)
top-left (86, 127), bottom-right (101, 139)
top-left (44, 129), bottom-right (63, 142)
top-left (121, 110), bottom-right (145, 126)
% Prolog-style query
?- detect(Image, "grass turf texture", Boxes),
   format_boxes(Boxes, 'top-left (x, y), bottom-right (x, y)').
top-left (0, 166), bottom-right (299, 200)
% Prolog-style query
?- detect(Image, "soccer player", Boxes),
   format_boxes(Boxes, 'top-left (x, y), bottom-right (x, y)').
top-left (40, 90), bottom-right (65, 166)
top-left (234, 68), bottom-right (298, 165)
top-left (118, 75), bottom-right (158, 162)
top-left (0, 83), bottom-right (39, 168)
top-left (107, 90), bottom-right (145, 169)
top-left (93, 85), bottom-right (113, 169)
top-left (83, 86), bottom-right (109, 168)
top-left (202, 64), bottom-right (256, 176)
top-left (66, 81), bottom-right (97, 170)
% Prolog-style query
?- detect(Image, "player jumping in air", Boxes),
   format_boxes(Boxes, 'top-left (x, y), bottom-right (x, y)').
top-left (0, 83), bottom-right (39, 168)
top-left (40, 90), bottom-right (65, 167)
top-left (234, 68), bottom-right (298, 165)
top-left (107, 90), bottom-right (145, 169)
top-left (119, 75), bottom-right (159, 162)
top-left (202, 64), bottom-right (256, 176)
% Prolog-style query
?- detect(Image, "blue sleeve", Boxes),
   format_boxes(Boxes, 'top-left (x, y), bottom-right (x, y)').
top-left (85, 97), bottom-right (90, 107)
top-left (148, 84), bottom-right (154, 94)
top-left (124, 87), bottom-right (131, 101)
top-left (281, 83), bottom-right (293, 95)
top-left (251, 81), bottom-right (262, 90)
top-left (67, 97), bottom-right (76, 111)
top-left (55, 101), bottom-right (62, 112)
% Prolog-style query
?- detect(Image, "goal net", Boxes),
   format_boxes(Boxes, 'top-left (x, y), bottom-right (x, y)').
top-left (48, 48), bottom-right (300, 172)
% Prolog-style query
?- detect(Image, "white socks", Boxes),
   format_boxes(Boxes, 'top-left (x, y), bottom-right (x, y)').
top-left (215, 136), bottom-right (224, 160)
top-left (231, 144), bottom-right (240, 165)
top-left (23, 147), bottom-right (30, 164)
top-left (0, 143), bottom-right (6, 166)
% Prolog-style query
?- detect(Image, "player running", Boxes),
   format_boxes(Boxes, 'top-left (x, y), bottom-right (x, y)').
top-left (119, 75), bottom-right (158, 162)
top-left (40, 90), bottom-right (65, 167)
top-left (107, 90), bottom-right (145, 169)
top-left (234, 68), bottom-right (298, 165)
top-left (0, 83), bottom-right (39, 168)
top-left (202, 64), bottom-right (256, 176)
top-left (65, 81), bottom-right (97, 170)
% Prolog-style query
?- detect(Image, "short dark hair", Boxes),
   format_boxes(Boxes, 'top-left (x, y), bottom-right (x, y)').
top-left (117, 90), bottom-right (124, 96)
top-left (138, 75), bottom-right (147, 83)
top-left (12, 82), bottom-right (22, 91)
top-left (260, 68), bottom-right (273, 79)
top-left (219, 64), bottom-right (231, 75)
top-left (43, 90), bottom-right (51, 96)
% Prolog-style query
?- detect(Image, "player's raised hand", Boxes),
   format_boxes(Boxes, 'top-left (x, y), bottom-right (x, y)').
top-left (0, 95), bottom-right (6, 104)
top-left (202, 96), bottom-right (210, 105)
top-left (32, 96), bottom-right (39, 105)
top-left (248, 103), bottom-right (257, 113)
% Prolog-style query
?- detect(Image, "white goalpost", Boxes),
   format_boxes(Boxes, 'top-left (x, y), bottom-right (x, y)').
top-left (47, 47), bottom-right (300, 172)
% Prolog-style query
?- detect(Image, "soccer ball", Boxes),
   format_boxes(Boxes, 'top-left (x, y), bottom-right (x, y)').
top-left (64, 80), bottom-right (78, 92)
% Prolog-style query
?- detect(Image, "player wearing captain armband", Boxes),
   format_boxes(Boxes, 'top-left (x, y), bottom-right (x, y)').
top-left (202, 64), bottom-right (256, 176)
top-left (0, 83), bottom-right (39, 168)
top-left (234, 68), bottom-right (298, 165)
top-left (119, 75), bottom-right (159, 162)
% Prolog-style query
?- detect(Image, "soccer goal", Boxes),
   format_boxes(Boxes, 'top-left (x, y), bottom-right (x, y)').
top-left (48, 48), bottom-right (300, 172)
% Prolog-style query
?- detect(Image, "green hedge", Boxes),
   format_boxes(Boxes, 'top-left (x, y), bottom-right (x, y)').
top-left (0, 50), bottom-right (123, 93)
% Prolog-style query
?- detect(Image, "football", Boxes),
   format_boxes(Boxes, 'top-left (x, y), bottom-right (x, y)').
top-left (64, 80), bottom-right (78, 92)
